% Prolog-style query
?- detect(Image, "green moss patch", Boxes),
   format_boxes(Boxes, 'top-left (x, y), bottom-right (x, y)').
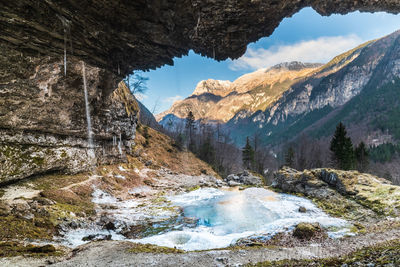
top-left (273, 168), bottom-right (400, 220)
top-left (127, 243), bottom-right (184, 254)
top-left (0, 242), bottom-right (62, 258)
top-left (292, 223), bottom-right (326, 240)
top-left (18, 173), bottom-right (90, 191)
top-left (0, 215), bottom-right (54, 240)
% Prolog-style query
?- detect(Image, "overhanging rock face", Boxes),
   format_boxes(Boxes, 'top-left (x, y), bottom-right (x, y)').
top-left (0, 42), bottom-right (138, 184)
top-left (1, 0), bottom-right (399, 76)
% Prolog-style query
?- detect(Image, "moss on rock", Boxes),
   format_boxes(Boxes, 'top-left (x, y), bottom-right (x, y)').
top-left (272, 167), bottom-right (400, 220)
top-left (292, 223), bottom-right (326, 240)
top-left (127, 243), bottom-right (184, 254)
top-left (0, 242), bottom-right (61, 257)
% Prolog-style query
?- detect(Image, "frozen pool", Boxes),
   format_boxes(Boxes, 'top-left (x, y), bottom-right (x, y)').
top-left (135, 187), bottom-right (352, 251)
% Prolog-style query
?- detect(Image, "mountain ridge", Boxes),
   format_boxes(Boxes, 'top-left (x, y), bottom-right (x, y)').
top-left (157, 61), bottom-right (322, 126)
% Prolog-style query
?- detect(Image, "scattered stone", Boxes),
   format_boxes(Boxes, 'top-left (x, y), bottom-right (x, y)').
top-left (0, 202), bottom-right (11, 216)
top-left (13, 202), bottom-right (30, 213)
top-left (298, 206), bottom-right (307, 213)
top-left (183, 217), bottom-right (198, 227)
top-left (104, 221), bottom-right (116, 231)
top-left (216, 257), bottom-right (228, 264)
top-left (215, 180), bottom-right (224, 187)
top-left (228, 181), bottom-right (241, 187)
top-left (82, 234), bottom-right (112, 242)
top-left (34, 197), bottom-right (56, 206)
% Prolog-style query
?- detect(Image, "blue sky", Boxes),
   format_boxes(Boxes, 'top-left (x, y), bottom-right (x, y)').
top-left (136, 7), bottom-right (400, 114)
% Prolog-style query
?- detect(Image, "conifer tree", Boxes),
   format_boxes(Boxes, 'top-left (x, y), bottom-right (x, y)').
top-left (355, 141), bottom-right (369, 172)
top-left (284, 146), bottom-right (295, 168)
top-left (198, 137), bottom-right (216, 164)
top-left (330, 122), bottom-right (355, 170)
top-left (242, 137), bottom-right (255, 170)
top-left (185, 111), bottom-right (195, 149)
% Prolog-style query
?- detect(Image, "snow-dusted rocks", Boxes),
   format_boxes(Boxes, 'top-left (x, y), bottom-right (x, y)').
top-left (225, 170), bottom-right (263, 186)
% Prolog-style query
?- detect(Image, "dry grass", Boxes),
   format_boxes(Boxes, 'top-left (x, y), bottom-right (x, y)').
top-left (134, 125), bottom-right (218, 177)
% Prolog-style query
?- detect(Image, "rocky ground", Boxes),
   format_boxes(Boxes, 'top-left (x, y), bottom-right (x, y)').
top-left (0, 224), bottom-right (399, 267)
top-left (0, 129), bottom-right (399, 266)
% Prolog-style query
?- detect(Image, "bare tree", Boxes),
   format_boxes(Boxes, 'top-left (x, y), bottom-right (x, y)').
top-left (125, 73), bottom-right (149, 94)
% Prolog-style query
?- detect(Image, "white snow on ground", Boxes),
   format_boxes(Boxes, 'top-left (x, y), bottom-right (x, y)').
top-left (136, 187), bottom-right (353, 251)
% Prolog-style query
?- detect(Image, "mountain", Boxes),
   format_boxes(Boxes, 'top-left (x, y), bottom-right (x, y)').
top-left (156, 62), bottom-right (322, 130)
top-left (226, 30), bottom-right (400, 147)
top-left (158, 30), bottom-right (400, 173)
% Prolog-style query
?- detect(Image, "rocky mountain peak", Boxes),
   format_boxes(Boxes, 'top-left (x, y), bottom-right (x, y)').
top-left (192, 79), bottom-right (233, 97)
top-left (269, 62), bottom-right (324, 72)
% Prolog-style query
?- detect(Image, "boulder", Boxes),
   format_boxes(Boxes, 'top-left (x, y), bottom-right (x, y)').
top-left (292, 222), bottom-right (326, 240)
top-left (239, 171), bottom-right (263, 186)
top-left (225, 170), bottom-right (263, 186)
top-left (271, 167), bottom-right (400, 219)
top-left (298, 206), bottom-right (307, 213)
top-left (82, 234), bottom-right (112, 242)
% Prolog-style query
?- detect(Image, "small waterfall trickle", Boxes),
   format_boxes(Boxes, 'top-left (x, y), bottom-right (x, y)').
top-left (82, 61), bottom-right (94, 154)
top-left (57, 14), bottom-right (71, 76)
top-left (113, 135), bottom-right (117, 147)
top-left (118, 133), bottom-right (122, 155)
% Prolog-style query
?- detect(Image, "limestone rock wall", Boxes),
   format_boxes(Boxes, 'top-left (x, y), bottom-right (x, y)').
top-left (0, 43), bottom-right (138, 184)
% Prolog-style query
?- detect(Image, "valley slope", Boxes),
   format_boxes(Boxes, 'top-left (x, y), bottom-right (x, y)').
top-left (158, 30), bottom-right (400, 150)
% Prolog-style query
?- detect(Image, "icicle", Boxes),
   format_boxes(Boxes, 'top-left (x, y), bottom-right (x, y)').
top-left (64, 28), bottom-right (67, 76)
top-left (57, 14), bottom-right (71, 75)
top-left (195, 15), bottom-right (200, 37)
top-left (213, 47), bottom-right (215, 59)
top-left (67, 26), bottom-right (73, 55)
top-left (118, 63), bottom-right (120, 75)
top-left (82, 61), bottom-right (94, 152)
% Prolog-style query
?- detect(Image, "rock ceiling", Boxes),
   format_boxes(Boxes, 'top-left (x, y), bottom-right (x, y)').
top-left (0, 0), bottom-right (399, 77)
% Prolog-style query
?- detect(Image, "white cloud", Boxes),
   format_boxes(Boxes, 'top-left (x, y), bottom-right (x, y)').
top-left (163, 95), bottom-right (183, 104)
top-left (229, 35), bottom-right (363, 71)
